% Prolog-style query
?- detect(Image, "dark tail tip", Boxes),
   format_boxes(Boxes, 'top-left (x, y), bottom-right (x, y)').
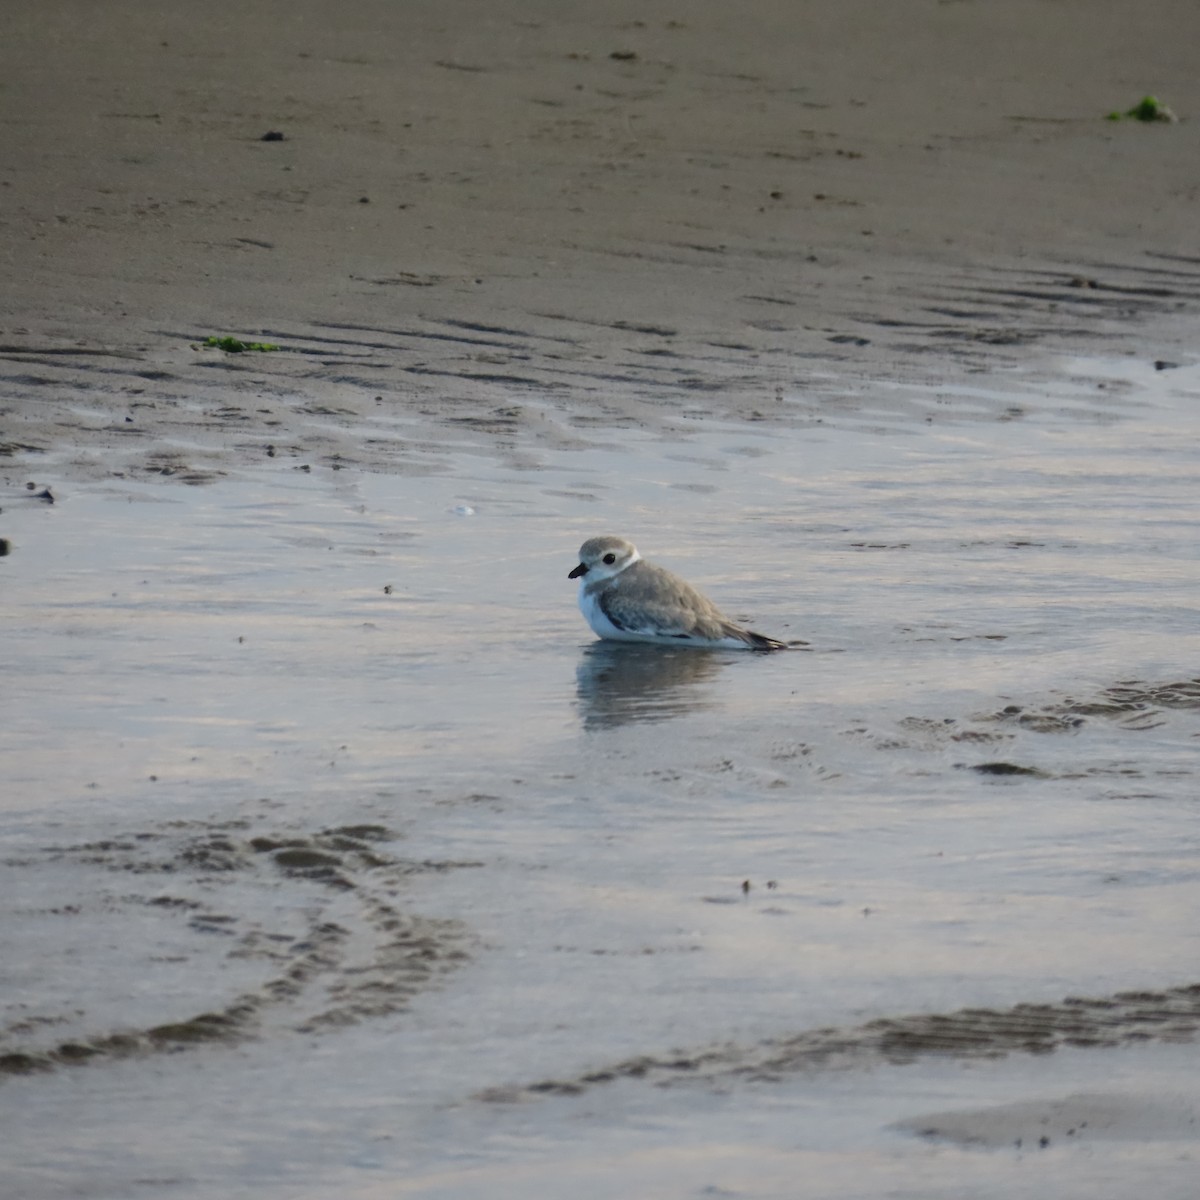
top-left (745, 630), bottom-right (789, 652)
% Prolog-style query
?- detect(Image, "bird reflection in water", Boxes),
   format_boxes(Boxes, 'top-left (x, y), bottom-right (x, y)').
top-left (574, 641), bottom-right (728, 731)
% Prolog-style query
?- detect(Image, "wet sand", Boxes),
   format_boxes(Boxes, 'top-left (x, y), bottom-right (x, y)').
top-left (3, 0), bottom-right (1200, 480)
top-left (3, 2), bottom-right (1200, 1198)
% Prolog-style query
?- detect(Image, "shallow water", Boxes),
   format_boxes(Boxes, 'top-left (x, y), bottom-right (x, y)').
top-left (2, 355), bottom-right (1199, 1198)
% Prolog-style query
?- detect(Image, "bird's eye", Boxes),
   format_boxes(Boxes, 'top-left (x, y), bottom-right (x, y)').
top-left (603, 553), bottom-right (616, 564)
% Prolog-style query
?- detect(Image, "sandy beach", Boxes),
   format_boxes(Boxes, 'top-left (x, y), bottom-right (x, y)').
top-left (3, 2), bottom-right (1200, 1197)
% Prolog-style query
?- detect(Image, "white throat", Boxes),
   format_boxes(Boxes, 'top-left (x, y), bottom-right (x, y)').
top-left (592, 548), bottom-right (639, 585)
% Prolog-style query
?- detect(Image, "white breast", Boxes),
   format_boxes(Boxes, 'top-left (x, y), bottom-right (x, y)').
top-left (578, 579), bottom-right (642, 641)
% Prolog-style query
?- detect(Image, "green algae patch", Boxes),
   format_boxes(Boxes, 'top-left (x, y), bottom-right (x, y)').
top-left (1107, 95), bottom-right (1178, 122)
top-left (202, 335), bottom-right (281, 353)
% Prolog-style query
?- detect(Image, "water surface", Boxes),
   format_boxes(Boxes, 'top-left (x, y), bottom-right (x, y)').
top-left (2, 355), bottom-right (1198, 1198)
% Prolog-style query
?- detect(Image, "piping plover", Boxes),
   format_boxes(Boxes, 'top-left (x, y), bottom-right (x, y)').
top-left (568, 535), bottom-right (787, 651)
